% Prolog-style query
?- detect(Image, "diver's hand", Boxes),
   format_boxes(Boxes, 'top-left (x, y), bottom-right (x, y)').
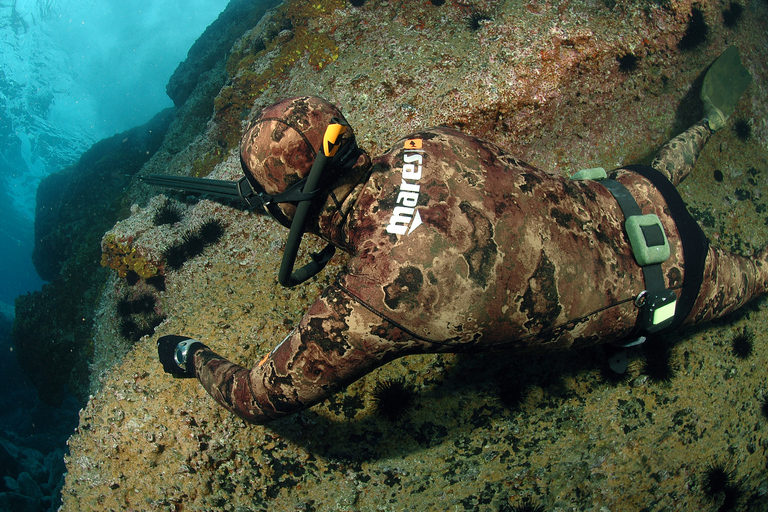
top-left (158, 335), bottom-right (207, 378)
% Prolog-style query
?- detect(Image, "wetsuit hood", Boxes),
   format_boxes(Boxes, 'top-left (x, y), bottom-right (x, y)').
top-left (240, 96), bottom-right (372, 284)
top-left (239, 96), bottom-right (365, 229)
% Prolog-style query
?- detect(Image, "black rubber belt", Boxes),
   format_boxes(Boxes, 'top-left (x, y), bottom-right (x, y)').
top-left (613, 165), bottom-right (709, 331)
top-left (600, 178), bottom-right (668, 305)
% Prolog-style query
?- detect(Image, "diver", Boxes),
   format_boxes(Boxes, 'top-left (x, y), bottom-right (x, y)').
top-left (156, 46), bottom-right (762, 424)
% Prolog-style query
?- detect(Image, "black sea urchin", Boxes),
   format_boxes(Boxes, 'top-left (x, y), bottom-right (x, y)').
top-left (372, 377), bottom-right (415, 421)
top-left (199, 218), bottom-right (225, 245)
top-left (153, 202), bottom-right (183, 226)
top-left (617, 52), bottom-right (640, 73)
top-left (703, 463), bottom-right (734, 496)
top-left (117, 298), bottom-right (135, 318)
top-left (131, 293), bottom-right (157, 315)
top-left (509, 497), bottom-right (546, 512)
top-left (466, 12), bottom-right (491, 31)
top-left (498, 378), bottom-right (528, 410)
top-left (732, 118), bottom-right (752, 141)
top-left (678, 7), bottom-right (708, 51)
top-left (642, 334), bottom-right (676, 383)
top-left (119, 318), bottom-right (140, 341)
top-left (145, 275), bottom-right (166, 292)
top-left (731, 326), bottom-right (754, 359)
top-left (719, 486), bottom-right (743, 512)
top-left (164, 243), bottom-right (188, 270)
top-left (125, 271), bottom-right (140, 286)
top-left (722, 2), bottom-right (743, 28)
top-left (702, 462), bottom-right (743, 510)
top-left (181, 232), bottom-right (206, 258)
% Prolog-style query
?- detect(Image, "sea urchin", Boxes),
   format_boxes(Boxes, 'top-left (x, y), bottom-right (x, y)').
top-left (617, 53), bottom-right (640, 73)
top-left (199, 218), bottom-right (225, 245)
top-left (722, 2), bottom-right (743, 28)
top-left (731, 326), bottom-right (754, 359)
top-left (703, 463), bottom-right (734, 496)
top-left (372, 377), bottom-right (415, 421)
top-left (642, 334), bottom-right (676, 383)
top-left (509, 497), bottom-right (546, 512)
top-left (117, 298), bottom-right (135, 318)
top-left (732, 118), bottom-right (752, 141)
top-left (153, 202), bottom-right (183, 226)
top-left (498, 378), bottom-right (528, 410)
top-left (131, 293), bottom-right (157, 315)
top-left (678, 7), bottom-right (708, 51)
top-left (125, 271), bottom-right (140, 286)
top-left (119, 319), bottom-right (140, 341)
top-left (466, 12), bottom-right (491, 31)
top-left (702, 462), bottom-right (743, 509)
top-left (181, 232), bottom-right (206, 258)
top-left (164, 243), bottom-right (188, 270)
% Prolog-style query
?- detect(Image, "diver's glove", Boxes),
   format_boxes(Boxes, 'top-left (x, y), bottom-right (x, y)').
top-left (158, 335), bottom-right (207, 378)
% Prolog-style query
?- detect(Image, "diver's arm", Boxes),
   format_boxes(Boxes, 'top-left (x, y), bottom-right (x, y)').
top-left (187, 283), bottom-right (416, 424)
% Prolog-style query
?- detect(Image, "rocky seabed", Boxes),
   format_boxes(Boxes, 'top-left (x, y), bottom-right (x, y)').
top-left (0, 438), bottom-right (66, 512)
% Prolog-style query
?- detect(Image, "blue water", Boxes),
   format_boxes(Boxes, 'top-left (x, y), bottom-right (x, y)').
top-left (0, 0), bottom-right (229, 508)
top-left (0, 0), bottom-right (229, 311)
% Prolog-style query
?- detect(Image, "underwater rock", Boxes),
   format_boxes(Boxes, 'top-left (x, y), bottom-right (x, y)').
top-left (13, 284), bottom-right (85, 405)
top-left (32, 108), bottom-right (175, 282)
top-left (0, 492), bottom-right (39, 512)
top-left (0, 437), bottom-right (64, 511)
top-left (16, 108), bottom-right (175, 404)
top-left (16, 472), bottom-right (42, 500)
top-left (58, 0), bottom-right (768, 509)
top-left (166, 0), bottom-right (282, 108)
top-left (1, 477), bottom-right (19, 494)
top-left (18, 449), bottom-right (47, 487)
top-left (0, 443), bottom-right (18, 481)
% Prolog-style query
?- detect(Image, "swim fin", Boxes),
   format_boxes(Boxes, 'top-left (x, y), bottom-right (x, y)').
top-left (701, 46), bottom-right (752, 131)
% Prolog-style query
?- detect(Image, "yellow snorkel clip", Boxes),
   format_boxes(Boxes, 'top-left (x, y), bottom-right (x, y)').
top-left (323, 122), bottom-right (347, 157)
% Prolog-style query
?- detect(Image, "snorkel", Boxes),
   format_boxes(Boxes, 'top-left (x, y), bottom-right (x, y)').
top-left (276, 119), bottom-right (352, 287)
top-left (138, 117), bottom-right (360, 287)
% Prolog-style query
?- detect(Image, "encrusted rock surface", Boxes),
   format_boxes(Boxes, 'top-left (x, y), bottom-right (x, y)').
top-left (14, 108), bottom-right (175, 404)
top-left (33, 108), bottom-right (175, 283)
top-left (165, 0), bottom-right (281, 108)
top-left (62, 0), bottom-right (768, 510)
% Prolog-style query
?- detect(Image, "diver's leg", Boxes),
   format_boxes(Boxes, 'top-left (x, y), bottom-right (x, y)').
top-left (684, 246), bottom-right (768, 326)
top-left (654, 47), bottom-right (752, 186)
top-left (651, 120), bottom-right (713, 186)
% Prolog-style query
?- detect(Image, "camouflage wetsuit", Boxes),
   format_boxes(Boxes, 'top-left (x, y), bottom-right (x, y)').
top-left (193, 120), bottom-right (767, 424)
